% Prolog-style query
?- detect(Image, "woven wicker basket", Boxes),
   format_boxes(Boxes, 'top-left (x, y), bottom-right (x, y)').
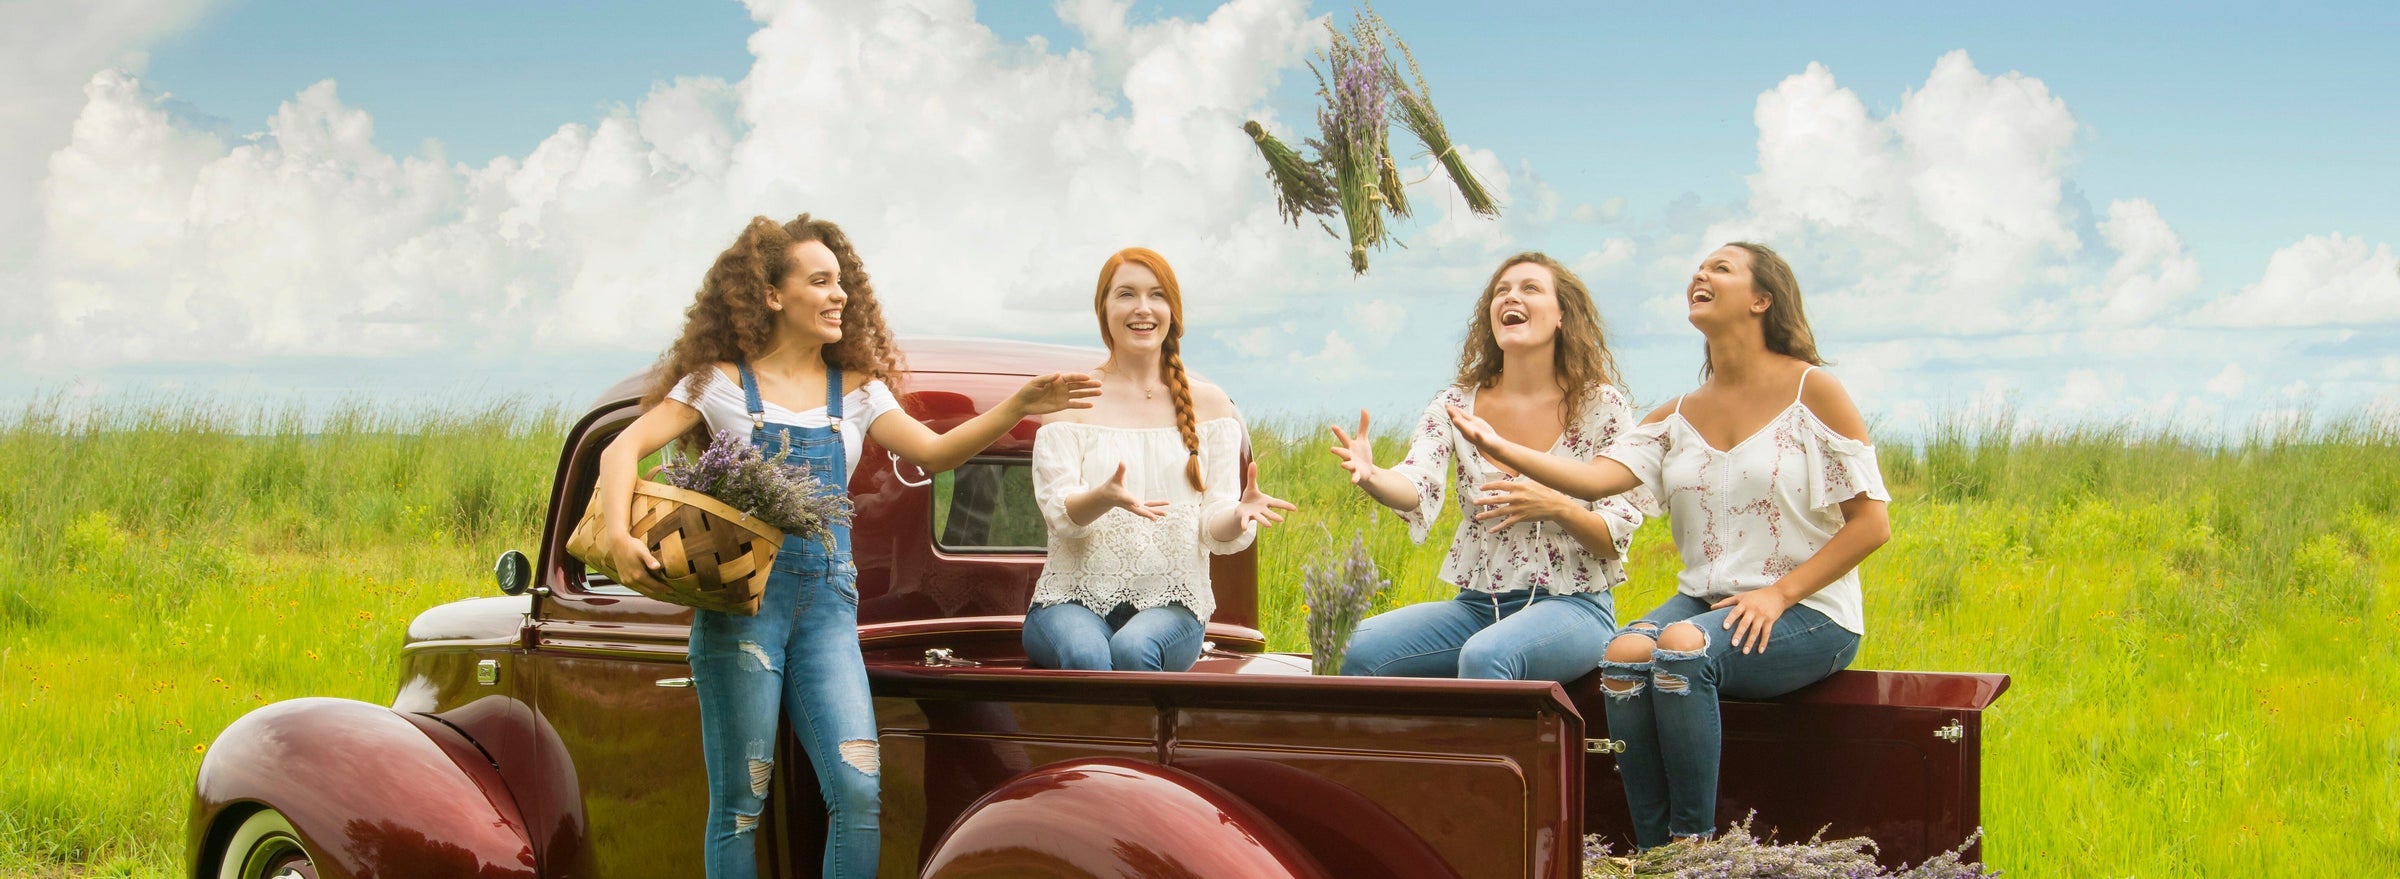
top-left (565, 480), bottom-right (784, 615)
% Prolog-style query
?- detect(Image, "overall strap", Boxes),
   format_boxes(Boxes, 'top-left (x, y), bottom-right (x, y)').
top-left (737, 362), bottom-right (765, 430)
top-left (1794, 365), bottom-right (1819, 404)
top-left (825, 365), bottom-right (845, 431)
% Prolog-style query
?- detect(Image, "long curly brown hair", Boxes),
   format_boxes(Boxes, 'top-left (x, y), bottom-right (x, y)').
top-left (1454, 252), bottom-right (1624, 423)
top-left (644, 214), bottom-right (906, 451)
top-left (1092, 247), bottom-right (1206, 492)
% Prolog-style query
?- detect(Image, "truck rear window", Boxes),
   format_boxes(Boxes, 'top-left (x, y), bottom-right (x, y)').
top-left (932, 457), bottom-right (1046, 553)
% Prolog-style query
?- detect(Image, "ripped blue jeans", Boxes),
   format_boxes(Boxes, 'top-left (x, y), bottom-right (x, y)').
top-left (688, 552), bottom-right (878, 879)
top-left (1598, 592), bottom-right (1860, 849)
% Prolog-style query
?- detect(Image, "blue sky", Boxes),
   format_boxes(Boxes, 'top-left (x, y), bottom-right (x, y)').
top-left (4, 0), bottom-right (2396, 436)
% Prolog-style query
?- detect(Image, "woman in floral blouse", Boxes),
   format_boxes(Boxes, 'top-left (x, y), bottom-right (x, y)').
top-left (1451, 242), bottom-right (1892, 851)
top-left (1328, 252), bottom-right (1654, 682)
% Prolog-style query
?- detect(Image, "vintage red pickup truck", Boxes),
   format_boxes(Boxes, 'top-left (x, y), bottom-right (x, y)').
top-left (189, 337), bottom-right (2007, 879)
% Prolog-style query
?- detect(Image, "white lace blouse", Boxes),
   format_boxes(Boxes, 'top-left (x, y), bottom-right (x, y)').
top-left (1598, 368), bottom-right (1890, 635)
top-left (1388, 384), bottom-right (1657, 596)
top-left (1030, 417), bottom-right (1255, 622)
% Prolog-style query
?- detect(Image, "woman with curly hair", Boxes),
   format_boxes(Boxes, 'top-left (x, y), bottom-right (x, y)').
top-left (1024, 247), bottom-right (1296, 671)
top-left (1328, 252), bottom-right (1654, 682)
top-left (593, 214), bottom-right (1098, 878)
top-left (1449, 242), bottom-right (1891, 850)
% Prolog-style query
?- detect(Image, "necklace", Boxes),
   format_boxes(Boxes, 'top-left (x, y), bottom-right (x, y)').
top-left (1095, 365), bottom-right (1159, 400)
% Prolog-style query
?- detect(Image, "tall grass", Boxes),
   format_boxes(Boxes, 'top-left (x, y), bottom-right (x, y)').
top-left (3, 401), bottom-right (2396, 876)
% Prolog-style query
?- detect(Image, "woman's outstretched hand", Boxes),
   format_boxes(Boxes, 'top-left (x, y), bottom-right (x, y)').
top-left (1013, 372), bottom-right (1103, 415)
top-left (1444, 403), bottom-right (1515, 460)
top-left (1328, 410), bottom-right (1379, 484)
top-left (1095, 462), bottom-right (1170, 521)
top-left (1232, 461), bottom-right (1298, 529)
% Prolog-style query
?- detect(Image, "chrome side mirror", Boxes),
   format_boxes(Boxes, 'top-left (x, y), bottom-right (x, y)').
top-left (494, 550), bottom-right (531, 596)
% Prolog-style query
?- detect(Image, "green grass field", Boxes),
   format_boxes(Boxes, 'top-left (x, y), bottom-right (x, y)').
top-left (3, 400), bottom-right (2396, 876)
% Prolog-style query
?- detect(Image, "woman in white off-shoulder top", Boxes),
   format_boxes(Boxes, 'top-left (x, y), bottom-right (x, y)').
top-left (1328, 252), bottom-right (1655, 683)
top-left (1027, 247), bottom-right (1297, 671)
top-left (1453, 242), bottom-right (1892, 851)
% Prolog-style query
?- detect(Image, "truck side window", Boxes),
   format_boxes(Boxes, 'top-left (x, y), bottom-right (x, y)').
top-left (933, 457), bottom-right (1046, 553)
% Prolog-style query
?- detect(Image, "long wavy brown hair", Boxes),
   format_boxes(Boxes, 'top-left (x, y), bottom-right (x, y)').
top-left (1454, 252), bottom-right (1624, 423)
top-left (1701, 241), bottom-right (1823, 379)
top-left (644, 214), bottom-right (906, 451)
top-left (1092, 247), bottom-right (1205, 492)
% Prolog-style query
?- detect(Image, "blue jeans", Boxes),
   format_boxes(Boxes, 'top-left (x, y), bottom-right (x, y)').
top-left (1339, 588), bottom-right (1616, 682)
top-left (688, 551), bottom-right (878, 879)
top-left (1600, 592), bottom-right (1861, 848)
top-left (1022, 601), bottom-right (1204, 671)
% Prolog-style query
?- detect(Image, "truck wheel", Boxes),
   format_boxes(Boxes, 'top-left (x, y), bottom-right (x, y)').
top-left (217, 808), bottom-right (318, 879)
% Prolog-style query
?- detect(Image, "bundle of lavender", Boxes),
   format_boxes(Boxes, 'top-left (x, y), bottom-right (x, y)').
top-left (659, 429), bottom-right (852, 547)
top-left (1239, 3), bottom-right (1500, 274)
top-left (1300, 528), bottom-right (1391, 675)
top-left (1580, 817), bottom-right (1999, 878)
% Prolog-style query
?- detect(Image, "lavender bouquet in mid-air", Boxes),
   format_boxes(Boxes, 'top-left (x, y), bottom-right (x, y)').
top-left (657, 429), bottom-right (851, 546)
top-left (1301, 528), bottom-right (1392, 675)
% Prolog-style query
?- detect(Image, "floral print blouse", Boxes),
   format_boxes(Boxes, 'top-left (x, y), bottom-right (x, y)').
top-left (1598, 368), bottom-right (1889, 635)
top-left (1388, 384), bottom-right (1657, 596)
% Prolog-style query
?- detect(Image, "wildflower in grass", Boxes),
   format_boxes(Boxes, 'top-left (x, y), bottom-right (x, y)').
top-left (1301, 528), bottom-right (1389, 675)
top-left (657, 429), bottom-right (853, 545)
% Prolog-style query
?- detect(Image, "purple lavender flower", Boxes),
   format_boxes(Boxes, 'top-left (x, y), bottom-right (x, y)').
top-left (657, 429), bottom-right (853, 542)
top-left (1301, 529), bottom-right (1389, 675)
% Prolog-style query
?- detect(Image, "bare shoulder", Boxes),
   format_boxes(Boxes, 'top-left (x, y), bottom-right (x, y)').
top-left (1191, 380), bottom-right (1239, 422)
top-left (1797, 369), bottom-right (1870, 442)
top-left (1640, 397), bottom-right (1680, 426)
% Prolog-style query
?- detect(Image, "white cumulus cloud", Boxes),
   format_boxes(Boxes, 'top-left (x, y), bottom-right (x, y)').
top-left (2192, 233), bottom-right (2400, 327)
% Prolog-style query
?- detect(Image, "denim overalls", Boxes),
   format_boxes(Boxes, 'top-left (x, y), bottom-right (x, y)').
top-left (686, 363), bottom-right (879, 879)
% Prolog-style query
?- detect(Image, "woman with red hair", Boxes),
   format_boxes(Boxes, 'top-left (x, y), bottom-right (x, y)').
top-left (1025, 247), bottom-right (1297, 671)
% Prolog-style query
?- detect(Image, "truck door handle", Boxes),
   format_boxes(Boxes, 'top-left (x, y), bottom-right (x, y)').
top-left (655, 677), bottom-right (694, 688)
top-left (889, 451), bottom-right (932, 488)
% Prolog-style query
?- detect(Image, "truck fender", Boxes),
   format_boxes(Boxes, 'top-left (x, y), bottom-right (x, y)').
top-left (189, 697), bottom-right (536, 879)
top-left (921, 757), bottom-right (1330, 879)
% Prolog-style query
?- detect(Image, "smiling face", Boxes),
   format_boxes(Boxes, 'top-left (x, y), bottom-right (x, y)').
top-left (1488, 261), bottom-right (1563, 353)
top-left (770, 239), bottom-right (847, 345)
top-left (1686, 244), bottom-right (1766, 330)
top-left (1101, 261), bottom-right (1174, 354)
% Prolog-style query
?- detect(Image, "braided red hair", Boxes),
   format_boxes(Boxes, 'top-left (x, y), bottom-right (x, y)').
top-left (1092, 247), bottom-right (1204, 492)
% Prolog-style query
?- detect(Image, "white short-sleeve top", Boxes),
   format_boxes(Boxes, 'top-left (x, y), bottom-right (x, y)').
top-left (1029, 417), bottom-right (1255, 622)
top-left (1598, 367), bottom-right (1889, 635)
top-left (1385, 383), bottom-right (1658, 596)
top-left (665, 368), bottom-right (905, 479)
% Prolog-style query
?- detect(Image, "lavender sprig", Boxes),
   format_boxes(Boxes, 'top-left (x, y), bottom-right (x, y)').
top-left (1301, 528), bottom-right (1389, 675)
top-left (657, 429), bottom-right (853, 544)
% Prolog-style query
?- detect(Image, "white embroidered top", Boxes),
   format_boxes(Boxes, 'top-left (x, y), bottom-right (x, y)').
top-left (1387, 384), bottom-right (1657, 596)
top-left (1598, 368), bottom-right (1889, 635)
top-left (1030, 417), bottom-right (1255, 622)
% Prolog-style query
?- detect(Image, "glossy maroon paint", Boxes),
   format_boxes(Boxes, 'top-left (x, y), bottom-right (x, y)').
top-left (1569, 669), bottom-right (2009, 867)
top-left (195, 336), bottom-right (2008, 878)
top-left (921, 758), bottom-right (1331, 878)
top-left (188, 699), bottom-right (535, 879)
